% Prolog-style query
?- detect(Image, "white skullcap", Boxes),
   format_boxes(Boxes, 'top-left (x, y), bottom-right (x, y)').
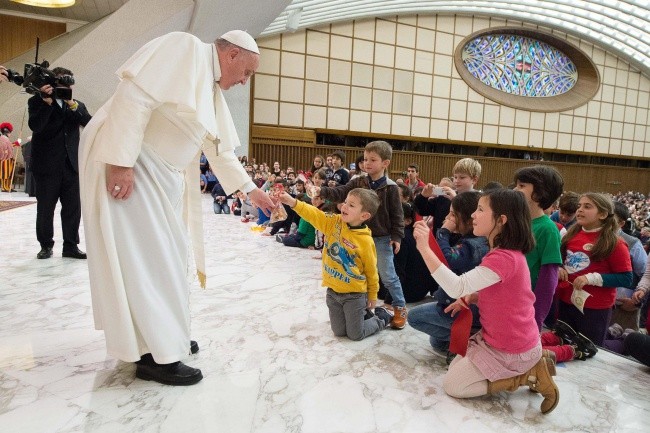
top-left (220, 30), bottom-right (260, 54)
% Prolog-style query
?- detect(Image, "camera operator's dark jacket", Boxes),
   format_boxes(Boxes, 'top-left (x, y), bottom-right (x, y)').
top-left (28, 95), bottom-right (92, 175)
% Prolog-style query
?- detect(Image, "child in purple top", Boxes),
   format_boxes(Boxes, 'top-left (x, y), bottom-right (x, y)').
top-left (413, 189), bottom-right (560, 414)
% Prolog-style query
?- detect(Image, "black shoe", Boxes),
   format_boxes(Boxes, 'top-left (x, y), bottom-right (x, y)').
top-left (553, 319), bottom-right (578, 344)
top-left (62, 247), bottom-right (87, 259)
top-left (374, 306), bottom-right (394, 327)
top-left (37, 247), bottom-right (53, 259)
top-left (190, 340), bottom-right (199, 354)
top-left (574, 333), bottom-right (598, 358)
top-left (135, 360), bottom-right (203, 386)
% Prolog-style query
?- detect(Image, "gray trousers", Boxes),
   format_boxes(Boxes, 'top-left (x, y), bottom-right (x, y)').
top-left (326, 288), bottom-right (384, 341)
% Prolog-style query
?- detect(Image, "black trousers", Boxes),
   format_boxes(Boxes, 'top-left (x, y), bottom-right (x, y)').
top-left (624, 332), bottom-right (650, 367)
top-left (34, 158), bottom-right (81, 250)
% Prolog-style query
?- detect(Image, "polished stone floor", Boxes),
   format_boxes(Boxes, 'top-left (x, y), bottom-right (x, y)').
top-left (1, 191), bottom-right (649, 433)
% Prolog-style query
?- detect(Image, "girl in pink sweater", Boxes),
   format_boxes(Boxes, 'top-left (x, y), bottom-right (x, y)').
top-left (414, 189), bottom-right (559, 414)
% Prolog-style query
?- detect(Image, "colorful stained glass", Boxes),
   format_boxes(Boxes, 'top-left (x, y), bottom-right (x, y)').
top-left (462, 35), bottom-right (577, 97)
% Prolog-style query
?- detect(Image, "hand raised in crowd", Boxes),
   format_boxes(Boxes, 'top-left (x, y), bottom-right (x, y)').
top-left (275, 191), bottom-right (297, 208)
top-left (0, 135), bottom-right (13, 161)
top-left (632, 288), bottom-right (648, 304)
top-left (413, 220), bottom-right (431, 251)
top-left (441, 212), bottom-right (457, 233)
top-left (248, 188), bottom-right (276, 216)
top-left (440, 185), bottom-right (456, 199)
top-left (571, 274), bottom-right (589, 290)
top-left (421, 183), bottom-right (435, 198)
top-left (106, 164), bottom-right (135, 200)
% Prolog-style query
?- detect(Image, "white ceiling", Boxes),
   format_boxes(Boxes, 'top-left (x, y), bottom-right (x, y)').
top-left (262, 0), bottom-right (650, 76)
top-left (1, 0), bottom-right (648, 75)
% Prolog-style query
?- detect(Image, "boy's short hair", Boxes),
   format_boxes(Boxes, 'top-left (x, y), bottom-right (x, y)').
top-left (559, 191), bottom-right (580, 214)
top-left (453, 158), bottom-right (481, 178)
top-left (408, 163), bottom-right (419, 172)
top-left (482, 181), bottom-right (503, 193)
top-left (365, 140), bottom-right (392, 161)
top-left (296, 193), bottom-right (311, 204)
top-left (331, 150), bottom-right (346, 162)
top-left (273, 178), bottom-right (287, 187)
top-left (513, 165), bottom-right (564, 209)
top-left (397, 183), bottom-right (413, 202)
top-left (402, 202), bottom-right (415, 220)
top-left (313, 168), bottom-right (327, 179)
top-left (348, 188), bottom-right (380, 217)
top-left (295, 179), bottom-right (305, 185)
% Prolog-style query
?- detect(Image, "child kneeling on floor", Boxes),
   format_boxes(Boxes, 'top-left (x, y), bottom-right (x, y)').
top-left (277, 188), bottom-right (393, 340)
top-left (413, 189), bottom-right (560, 414)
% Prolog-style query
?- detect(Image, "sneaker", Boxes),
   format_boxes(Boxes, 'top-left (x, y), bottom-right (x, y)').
top-left (573, 348), bottom-right (588, 361)
top-left (429, 346), bottom-right (448, 359)
top-left (553, 319), bottom-right (578, 345)
top-left (275, 234), bottom-right (284, 243)
top-left (608, 323), bottom-right (624, 339)
top-left (374, 306), bottom-right (394, 327)
top-left (391, 306), bottom-right (407, 329)
top-left (573, 333), bottom-right (598, 358)
top-left (364, 308), bottom-right (375, 320)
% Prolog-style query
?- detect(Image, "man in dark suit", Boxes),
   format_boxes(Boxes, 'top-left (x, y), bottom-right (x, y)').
top-left (28, 67), bottom-right (92, 259)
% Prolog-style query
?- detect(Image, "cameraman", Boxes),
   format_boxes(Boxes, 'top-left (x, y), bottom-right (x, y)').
top-left (28, 67), bottom-right (92, 259)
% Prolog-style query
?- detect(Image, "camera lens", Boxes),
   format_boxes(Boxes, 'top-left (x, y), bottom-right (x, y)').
top-left (6, 69), bottom-right (24, 85)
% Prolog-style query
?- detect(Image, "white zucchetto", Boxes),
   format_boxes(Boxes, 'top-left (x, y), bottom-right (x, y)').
top-left (220, 30), bottom-right (260, 54)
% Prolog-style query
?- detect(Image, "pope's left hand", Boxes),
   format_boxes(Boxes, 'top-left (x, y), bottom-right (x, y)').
top-left (248, 188), bottom-right (275, 216)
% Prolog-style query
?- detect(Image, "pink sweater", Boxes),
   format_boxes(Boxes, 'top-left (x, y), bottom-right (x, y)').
top-left (478, 249), bottom-right (540, 354)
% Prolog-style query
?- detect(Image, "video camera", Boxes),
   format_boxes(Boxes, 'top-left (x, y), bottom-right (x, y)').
top-left (4, 38), bottom-right (74, 101)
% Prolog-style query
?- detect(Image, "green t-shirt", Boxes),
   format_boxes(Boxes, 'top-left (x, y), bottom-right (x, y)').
top-left (526, 215), bottom-right (562, 290)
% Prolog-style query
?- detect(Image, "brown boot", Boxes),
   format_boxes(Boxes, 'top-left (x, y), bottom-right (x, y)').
top-left (527, 358), bottom-right (560, 414)
top-left (487, 371), bottom-right (529, 393)
top-left (529, 350), bottom-right (556, 392)
top-left (488, 358), bottom-right (560, 414)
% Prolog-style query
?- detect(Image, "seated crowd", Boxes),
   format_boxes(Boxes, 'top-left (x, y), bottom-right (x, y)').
top-left (199, 145), bottom-right (650, 413)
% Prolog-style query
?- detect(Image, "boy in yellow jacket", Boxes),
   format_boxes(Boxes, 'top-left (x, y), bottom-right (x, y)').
top-left (277, 188), bottom-right (393, 340)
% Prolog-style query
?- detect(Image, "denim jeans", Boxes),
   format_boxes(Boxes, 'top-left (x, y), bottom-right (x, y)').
top-left (213, 201), bottom-right (230, 214)
top-left (407, 302), bottom-right (453, 351)
top-left (374, 236), bottom-right (405, 307)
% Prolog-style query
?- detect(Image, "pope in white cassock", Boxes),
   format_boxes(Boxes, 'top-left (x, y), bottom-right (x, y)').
top-left (79, 30), bottom-right (275, 386)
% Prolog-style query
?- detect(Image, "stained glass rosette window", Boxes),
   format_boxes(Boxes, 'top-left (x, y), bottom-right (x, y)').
top-left (462, 35), bottom-right (578, 97)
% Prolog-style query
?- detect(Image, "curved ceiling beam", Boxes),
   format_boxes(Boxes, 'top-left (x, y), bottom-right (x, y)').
top-left (261, 0), bottom-right (650, 76)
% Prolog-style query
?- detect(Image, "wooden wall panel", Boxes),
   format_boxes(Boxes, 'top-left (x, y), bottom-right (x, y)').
top-left (250, 126), bottom-right (650, 194)
top-left (0, 15), bottom-right (65, 64)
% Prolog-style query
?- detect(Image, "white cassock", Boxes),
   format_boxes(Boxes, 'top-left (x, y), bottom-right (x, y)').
top-left (79, 32), bottom-right (255, 363)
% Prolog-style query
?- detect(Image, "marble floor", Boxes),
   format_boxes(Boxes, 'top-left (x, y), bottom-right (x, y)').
top-left (1, 191), bottom-right (649, 433)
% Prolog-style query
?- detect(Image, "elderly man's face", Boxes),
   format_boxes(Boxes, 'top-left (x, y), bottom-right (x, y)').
top-left (219, 48), bottom-right (259, 90)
